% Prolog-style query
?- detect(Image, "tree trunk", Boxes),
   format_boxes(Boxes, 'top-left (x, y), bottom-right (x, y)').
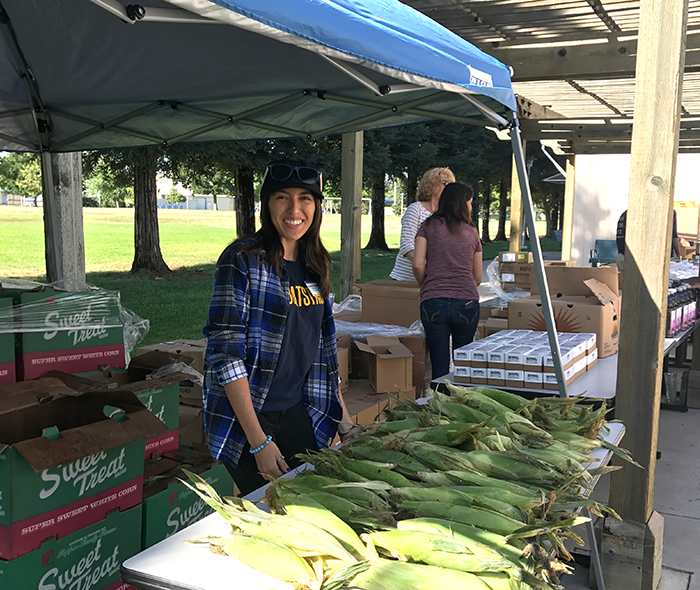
top-left (235, 167), bottom-right (256, 238)
top-left (558, 200), bottom-right (564, 231)
top-left (481, 181), bottom-right (492, 243)
top-left (545, 195), bottom-right (556, 238)
top-left (472, 190), bottom-right (480, 237)
top-left (364, 173), bottom-right (390, 250)
top-left (405, 171), bottom-right (418, 205)
top-left (495, 177), bottom-right (508, 241)
top-left (130, 147), bottom-right (170, 276)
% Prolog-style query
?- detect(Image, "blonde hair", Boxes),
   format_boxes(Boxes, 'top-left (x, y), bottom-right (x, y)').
top-left (417, 167), bottom-right (455, 202)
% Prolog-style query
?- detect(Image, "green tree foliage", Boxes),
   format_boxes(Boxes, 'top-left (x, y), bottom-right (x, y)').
top-left (0, 152), bottom-right (42, 198)
top-left (165, 187), bottom-right (186, 203)
top-left (83, 159), bottom-right (133, 207)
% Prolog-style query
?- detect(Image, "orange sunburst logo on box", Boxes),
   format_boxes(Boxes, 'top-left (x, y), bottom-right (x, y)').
top-left (525, 306), bottom-right (582, 333)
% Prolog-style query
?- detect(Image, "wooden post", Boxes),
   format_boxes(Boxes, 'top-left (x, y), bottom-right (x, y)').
top-left (604, 0), bottom-right (688, 588)
top-left (508, 140), bottom-right (526, 252)
top-left (339, 131), bottom-right (363, 301)
top-left (41, 152), bottom-right (87, 291)
top-left (561, 157), bottom-right (575, 260)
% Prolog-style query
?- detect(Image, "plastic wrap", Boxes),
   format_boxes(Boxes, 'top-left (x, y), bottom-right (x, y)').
top-left (0, 279), bottom-right (150, 361)
top-left (335, 319), bottom-right (424, 341)
top-left (333, 293), bottom-right (362, 315)
top-left (485, 258), bottom-right (531, 302)
top-left (669, 259), bottom-right (700, 281)
top-left (145, 361), bottom-right (204, 386)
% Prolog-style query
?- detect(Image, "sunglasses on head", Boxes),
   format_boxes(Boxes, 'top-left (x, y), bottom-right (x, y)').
top-left (266, 163), bottom-right (322, 189)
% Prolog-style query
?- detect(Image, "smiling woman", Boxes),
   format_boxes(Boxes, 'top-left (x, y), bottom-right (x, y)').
top-left (201, 161), bottom-right (355, 496)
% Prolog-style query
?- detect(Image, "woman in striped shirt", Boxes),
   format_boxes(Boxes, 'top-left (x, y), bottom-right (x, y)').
top-left (390, 167), bottom-right (455, 281)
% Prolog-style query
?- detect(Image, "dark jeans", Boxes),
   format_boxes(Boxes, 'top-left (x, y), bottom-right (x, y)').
top-left (420, 298), bottom-right (480, 381)
top-left (224, 401), bottom-right (318, 497)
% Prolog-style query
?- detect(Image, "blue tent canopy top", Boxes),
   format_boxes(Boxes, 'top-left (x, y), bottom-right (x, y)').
top-left (0, 0), bottom-right (516, 153)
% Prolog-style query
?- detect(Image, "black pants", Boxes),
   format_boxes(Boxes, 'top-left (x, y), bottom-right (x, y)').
top-left (224, 401), bottom-right (318, 497)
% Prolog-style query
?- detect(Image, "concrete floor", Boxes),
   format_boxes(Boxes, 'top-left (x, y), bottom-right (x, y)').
top-left (562, 407), bottom-right (700, 590)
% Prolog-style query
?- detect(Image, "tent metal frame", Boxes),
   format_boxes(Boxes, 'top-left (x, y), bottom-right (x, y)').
top-left (3, 0), bottom-right (570, 397)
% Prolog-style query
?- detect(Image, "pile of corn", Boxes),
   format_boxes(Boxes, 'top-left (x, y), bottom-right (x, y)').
top-left (184, 384), bottom-right (639, 590)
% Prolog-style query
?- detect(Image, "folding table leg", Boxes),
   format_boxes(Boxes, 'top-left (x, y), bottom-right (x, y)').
top-left (586, 511), bottom-right (606, 590)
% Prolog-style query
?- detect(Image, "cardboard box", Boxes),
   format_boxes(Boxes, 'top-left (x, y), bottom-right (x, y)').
top-left (0, 378), bottom-right (166, 560)
top-left (136, 341), bottom-right (205, 405)
top-left (336, 335), bottom-right (352, 394)
top-left (141, 450), bottom-right (232, 549)
top-left (0, 505), bottom-right (141, 590)
top-left (343, 380), bottom-right (389, 425)
top-left (454, 366), bottom-right (471, 384)
top-left (178, 404), bottom-right (206, 452)
top-left (144, 429), bottom-right (179, 460)
top-left (505, 370), bottom-right (524, 388)
top-left (0, 298), bottom-right (15, 386)
top-left (544, 260), bottom-right (578, 267)
top-left (524, 371), bottom-right (544, 385)
top-left (510, 267), bottom-right (620, 358)
top-left (469, 367), bottom-right (488, 385)
top-left (399, 335), bottom-right (427, 396)
top-left (47, 368), bottom-right (182, 442)
top-left (359, 280), bottom-right (420, 328)
top-left (499, 251), bottom-right (534, 264)
top-left (352, 336), bottom-right (413, 394)
top-left (16, 288), bottom-right (125, 381)
top-left (484, 317), bottom-right (509, 337)
top-left (487, 368), bottom-right (506, 386)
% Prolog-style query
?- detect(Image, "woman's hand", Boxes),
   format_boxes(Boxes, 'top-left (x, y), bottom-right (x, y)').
top-left (254, 440), bottom-right (290, 480)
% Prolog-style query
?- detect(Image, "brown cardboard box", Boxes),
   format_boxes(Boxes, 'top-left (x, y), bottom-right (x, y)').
top-left (544, 260), bottom-right (578, 267)
top-left (178, 403), bottom-right (206, 451)
top-left (336, 334), bottom-right (352, 393)
top-left (399, 335), bottom-right (427, 396)
top-left (343, 379), bottom-right (388, 425)
top-left (511, 267), bottom-right (620, 358)
top-left (489, 307), bottom-right (509, 319)
top-left (499, 251), bottom-right (534, 264)
top-left (359, 280), bottom-right (420, 328)
top-left (137, 339), bottom-right (206, 405)
top-left (484, 317), bottom-right (509, 337)
top-left (353, 336), bottom-right (413, 393)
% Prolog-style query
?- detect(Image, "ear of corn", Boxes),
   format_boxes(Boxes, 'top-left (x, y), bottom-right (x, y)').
top-left (209, 533), bottom-right (319, 587)
top-left (396, 501), bottom-right (525, 536)
top-left (341, 458), bottom-right (418, 488)
top-left (348, 558), bottom-right (494, 590)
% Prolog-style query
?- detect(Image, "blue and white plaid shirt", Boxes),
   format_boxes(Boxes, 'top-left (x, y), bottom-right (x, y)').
top-left (202, 240), bottom-right (342, 467)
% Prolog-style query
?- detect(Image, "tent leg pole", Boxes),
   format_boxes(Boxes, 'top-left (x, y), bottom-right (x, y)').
top-left (510, 120), bottom-right (568, 397)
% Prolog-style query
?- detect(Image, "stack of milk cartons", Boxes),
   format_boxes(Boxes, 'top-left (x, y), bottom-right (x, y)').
top-left (453, 330), bottom-right (597, 389)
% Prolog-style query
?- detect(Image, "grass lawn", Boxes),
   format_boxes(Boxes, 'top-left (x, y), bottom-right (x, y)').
top-left (1, 206), bottom-right (559, 347)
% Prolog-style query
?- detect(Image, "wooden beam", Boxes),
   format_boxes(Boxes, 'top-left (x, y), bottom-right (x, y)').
top-left (561, 157), bottom-right (575, 260)
top-left (508, 140), bottom-right (526, 252)
top-left (515, 95), bottom-right (564, 120)
top-left (339, 131), bottom-right (363, 301)
top-left (609, 0), bottom-right (688, 526)
top-left (41, 152), bottom-right (86, 291)
top-left (486, 32), bottom-right (700, 82)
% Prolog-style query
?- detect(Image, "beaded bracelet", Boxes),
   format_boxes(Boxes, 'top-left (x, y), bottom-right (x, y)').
top-left (250, 434), bottom-right (273, 454)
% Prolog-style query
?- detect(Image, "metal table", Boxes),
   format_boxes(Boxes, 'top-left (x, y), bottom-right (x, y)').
top-left (120, 424), bottom-right (625, 590)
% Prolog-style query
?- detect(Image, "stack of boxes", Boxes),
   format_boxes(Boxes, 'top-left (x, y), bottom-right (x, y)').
top-left (0, 286), bottom-right (232, 590)
top-left (334, 279), bottom-right (429, 429)
top-left (453, 330), bottom-right (598, 390)
top-left (498, 252), bottom-right (577, 292)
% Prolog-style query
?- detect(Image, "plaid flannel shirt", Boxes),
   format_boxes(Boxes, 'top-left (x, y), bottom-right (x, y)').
top-left (202, 240), bottom-right (342, 467)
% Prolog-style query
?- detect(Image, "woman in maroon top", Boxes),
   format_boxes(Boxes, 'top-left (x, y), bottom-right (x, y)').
top-left (412, 183), bottom-right (482, 380)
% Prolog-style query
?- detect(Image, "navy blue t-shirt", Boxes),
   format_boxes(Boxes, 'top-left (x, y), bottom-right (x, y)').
top-left (262, 259), bottom-right (325, 412)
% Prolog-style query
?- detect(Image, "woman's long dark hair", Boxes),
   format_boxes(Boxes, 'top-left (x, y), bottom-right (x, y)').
top-left (424, 182), bottom-right (475, 234)
top-left (238, 192), bottom-right (332, 299)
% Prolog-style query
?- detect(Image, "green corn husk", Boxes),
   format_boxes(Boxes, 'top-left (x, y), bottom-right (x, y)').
top-left (477, 571), bottom-right (518, 590)
top-left (550, 430), bottom-right (642, 467)
top-left (275, 474), bottom-right (391, 510)
top-left (399, 441), bottom-right (478, 472)
top-left (444, 470), bottom-right (543, 496)
top-left (373, 417), bottom-right (423, 433)
top-left (365, 530), bottom-right (514, 573)
top-left (451, 486), bottom-right (543, 510)
top-left (471, 386), bottom-right (530, 413)
top-left (396, 519), bottom-right (552, 590)
top-left (417, 471), bottom-right (455, 486)
top-left (342, 458), bottom-right (418, 488)
top-left (388, 486), bottom-right (475, 508)
top-left (396, 501), bottom-right (526, 536)
top-left (462, 451), bottom-right (566, 486)
top-left (400, 422), bottom-right (487, 447)
top-left (430, 392), bottom-right (497, 425)
top-left (348, 558), bottom-right (494, 590)
top-left (276, 494), bottom-right (366, 556)
top-left (342, 440), bottom-right (431, 477)
top-left (447, 385), bottom-right (552, 440)
top-left (206, 533), bottom-right (319, 587)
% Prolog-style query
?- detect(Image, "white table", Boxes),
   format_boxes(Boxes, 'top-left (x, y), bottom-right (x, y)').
top-left (121, 424), bottom-right (625, 590)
